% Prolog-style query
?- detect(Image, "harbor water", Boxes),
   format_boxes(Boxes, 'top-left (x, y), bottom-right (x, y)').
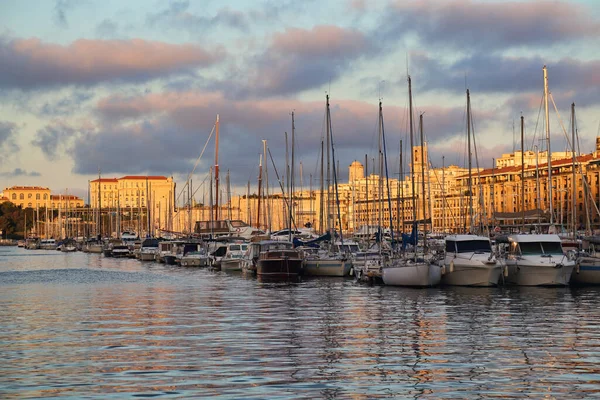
top-left (2, 246), bottom-right (600, 398)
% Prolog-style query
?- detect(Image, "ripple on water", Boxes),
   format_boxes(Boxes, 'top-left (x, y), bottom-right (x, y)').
top-left (1, 247), bottom-right (600, 398)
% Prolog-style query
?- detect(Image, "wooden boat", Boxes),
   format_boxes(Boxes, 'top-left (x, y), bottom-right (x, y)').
top-left (248, 240), bottom-right (303, 279)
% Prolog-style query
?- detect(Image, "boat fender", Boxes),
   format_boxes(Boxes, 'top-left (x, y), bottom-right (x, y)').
top-left (441, 265), bottom-right (446, 275)
top-left (449, 261), bottom-right (454, 273)
top-left (576, 263), bottom-right (580, 274)
top-left (349, 267), bottom-right (354, 277)
top-left (503, 266), bottom-right (508, 277)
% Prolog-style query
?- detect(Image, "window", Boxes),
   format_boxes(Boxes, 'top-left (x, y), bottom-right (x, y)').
top-left (36, 193), bottom-right (40, 200)
top-left (12, 194), bottom-right (16, 200)
top-left (20, 194), bottom-right (24, 200)
top-left (43, 194), bottom-right (47, 200)
top-left (28, 193), bottom-right (32, 198)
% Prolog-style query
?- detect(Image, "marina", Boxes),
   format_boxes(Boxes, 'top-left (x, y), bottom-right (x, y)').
top-left (2, 246), bottom-right (600, 398)
top-left (2, 0), bottom-right (600, 397)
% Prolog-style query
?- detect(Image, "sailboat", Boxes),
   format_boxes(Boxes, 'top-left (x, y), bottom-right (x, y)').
top-left (382, 76), bottom-right (442, 287)
top-left (302, 95), bottom-right (353, 276)
top-left (439, 89), bottom-right (502, 286)
top-left (499, 66), bottom-right (576, 286)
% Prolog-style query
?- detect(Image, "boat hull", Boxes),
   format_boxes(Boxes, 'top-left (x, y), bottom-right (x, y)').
top-left (180, 257), bottom-right (211, 267)
top-left (569, 258), bottom-right (600, 284)
top-left (303, 259), bottom-right (352, 277)
top-left (504, 260), bottom-right (574, 286)
top-left (257, 258), bottom-right (303, 279)
top-left (382, 261), bottom-right (441, 287)
top-left (221, 259), bottom-right (244, 272)
top-left (139, 252), bottom-right (157, 261)
top-left (440, 257), bottom-right (502, 287)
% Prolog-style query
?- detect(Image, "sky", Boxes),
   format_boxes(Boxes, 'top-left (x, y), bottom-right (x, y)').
top-left (1, 0), bottom-right (599, 204)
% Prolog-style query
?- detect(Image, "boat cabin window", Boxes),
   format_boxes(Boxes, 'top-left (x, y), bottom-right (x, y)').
top-left (445, 240), bottom-right (456, 253)
top-left (142, 239), bottom-right (159, 247)
top-left (212, 246), bottom-right (228, 257)
top-left (340, 244), bottom-right (360, 253)
top-left (229, 220), bottom-right (249, 228)
top-left (456, 240), bottom-right (491, 253)
top-left (540, 241), bottom-right (564, 255)
top-left (263, 242), bottom-right (293, 251)
top-left (230, 244), bottom-right (241, 251)
top-left (516, 241), bottom-right (563, 255)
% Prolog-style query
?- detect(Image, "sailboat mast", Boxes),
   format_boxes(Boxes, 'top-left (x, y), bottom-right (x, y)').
top-left (408, 76), bottom-right (417, 238)
top-left (365, 154), bottom-right (369, 232)
top-left (378, 101), bottom-right (383, 232)
top-left (263, 140), bottom-right (270, 231)
top-left (543, 65), bottom-right (554, 225)
top-left (98, 168), bottom-right (101, 237)
top-left (290, 112), bottom-right (295, 237)
top-left (467, 89), bottom-right (473, 233)
top-left (319, 140), bottom-right (324, 234)
top-left (521, 115), bottom-right (525, 230)
top-left (227, 170), bottom-right (232, 220)
top-left (257, 154), bottom-right (263, 230)
top-left (381, 101), bottom-right (395, 246)
top-left (328, 95), bottom-right (344, 245)
top-left (419, 114), bottom-right (427, 249)
top-left (214, 115), bottom-right (220, 221)
top-left (326, 95), bottom-right (331, 232)
top-left (571, 103), bottom-right (577, 236)
top-left (400, 143), bottom-right (404, 232)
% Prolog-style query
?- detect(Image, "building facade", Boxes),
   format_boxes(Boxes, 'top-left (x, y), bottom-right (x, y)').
top-left (1, 186), bottom-right (84, 209)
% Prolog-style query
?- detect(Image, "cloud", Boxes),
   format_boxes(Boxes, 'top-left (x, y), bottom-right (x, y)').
top-left (0, 36), bottom-right (225, 90)
top-left (410, 52), bottom-right (600, 106)
top-left (0, 168), bottom-right (41, 177)
top-left (82, 89), bottom-right (490, 187)
top-left (31, 121), bottom-right (79, 160)
top-left (38, 91), bottom-right (95, 116)
top-left (53, 0), bottom-right (80, 28)
top-left (95, 19), bottom-right (119, 38)
top-left (383, 0), bottom-right (600, 51)
top-left (0, 121), bottom-right (19, 161)
top-left (147, 1), bottom-right (249, 32)
top-left (244, 25), bottom-right (374, 96)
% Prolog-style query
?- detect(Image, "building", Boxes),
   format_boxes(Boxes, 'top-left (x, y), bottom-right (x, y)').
top-left (1, 186), bottom-right (51, 208)
top-left (1, 186), bottom-right (84, 209)
top-left (90, 175), bottom-right (175, 237)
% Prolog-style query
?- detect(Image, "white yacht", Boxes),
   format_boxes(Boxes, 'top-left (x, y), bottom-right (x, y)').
top-left (220, 242), bottom-right (249, 272)
top-left (499, 234), bottom-right (575, 286)
top-left (439, 234), bottom-right (503, 286)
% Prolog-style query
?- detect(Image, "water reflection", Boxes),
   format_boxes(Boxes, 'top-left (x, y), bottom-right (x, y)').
top-left (1, 247), bottom-right (600, 398)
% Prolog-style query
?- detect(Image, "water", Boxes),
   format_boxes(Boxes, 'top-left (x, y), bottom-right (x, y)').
top-left (1, 247), bottom-right (600, 399)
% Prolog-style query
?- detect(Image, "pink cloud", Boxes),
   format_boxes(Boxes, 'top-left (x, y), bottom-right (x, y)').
top-left (387, 0), bottom-right (600, 49)
top-left (0, 37), bottom-right (225, 89)
top-left (271, 25), bottom-right (367, 58)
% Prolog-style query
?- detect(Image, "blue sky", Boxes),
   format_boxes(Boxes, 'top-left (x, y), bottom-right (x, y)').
top-left (1, 0), bottom-right (599, 202)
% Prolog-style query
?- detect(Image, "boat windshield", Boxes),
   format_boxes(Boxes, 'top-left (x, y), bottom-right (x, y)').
top-left (541, 241), bottom-right (564, 255)
top-left (455, 240), bottom-right (491, 253)
top-left (230, 244), bottom-right (241, 251)
top-left (264, 242), bottom-right (293, 251)
top-left (518, 241), bottom-right (563, 255)
top-left (518, 242), bottom-right (542, 255)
